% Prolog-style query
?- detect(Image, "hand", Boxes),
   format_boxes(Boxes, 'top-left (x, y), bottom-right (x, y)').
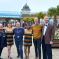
top-left (50, 42), bottom-right (53, 45)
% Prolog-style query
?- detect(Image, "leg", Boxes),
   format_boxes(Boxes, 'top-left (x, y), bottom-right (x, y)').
top-left (24, 46), bottom-right (27, 58)
top-left (28, 46), bottom-right (30, 57)
top-left (19, 40), bottom-right (23, 59)
top-left (37, 39), bottom-right (41, 59)
top-left (7, 45), bottom-right (11, 59)
top-left (15, 41), bottom-right (20, 56)
top-left (46, 44), bottom-right (52, 59)
top-left (10, 45), bottom-right (12, 48)
top-left (42, 42), bottom-right (47, 59)
top-left (0, 45), bottom-right (3, 57)
top-left (33, 39), bottom-right (38, 58)
top-left (0, 47), bottom-right (1, 56)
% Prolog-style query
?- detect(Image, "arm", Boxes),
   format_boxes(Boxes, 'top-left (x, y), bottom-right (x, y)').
top-left (31, 25), bottom-right (33, 34)
top-left (23, 29), bottom-right (24, 35)
top-left (50, 25), bottom-right (55, 44)
top-left (41, 25), bottom-right (43, 41)
top-left (13, 28), bottom-right (15, 35)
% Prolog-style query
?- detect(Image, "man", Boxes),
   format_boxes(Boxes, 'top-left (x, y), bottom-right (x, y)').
top-left (31, 17), bottom-right (42, 59)
top-left (13, 22), bottom-right (24, 59)
top-left (0, 21), bottom-right (3, 25)
top-left (0, 24), bottom-right (7, 59)
top-left (41, 16), bottom-right (55, 59)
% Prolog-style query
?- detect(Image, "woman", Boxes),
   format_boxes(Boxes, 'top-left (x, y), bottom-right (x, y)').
top-left (6, 22), bottom-right (14, 59)
top-left (0, 24), bottom-right (7, 59)
top-left (24, 24), bottom-right (32, 59)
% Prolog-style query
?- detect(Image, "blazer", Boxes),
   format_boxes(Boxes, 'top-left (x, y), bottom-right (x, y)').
top-left (41, 23), bottom-right (55, 44)
top-left (0, 29), bottom-right (7, 48)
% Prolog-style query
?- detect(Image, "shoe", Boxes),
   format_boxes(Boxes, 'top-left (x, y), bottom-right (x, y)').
top-left (0, 57), bottom-right (3, 59)
top-left (21, 58), bottom-right (23, 59)
top-left (27, 56), bottom-right (29, 59)
top-left (25, 55), bottom-right (27, 59)
top-left (16, 55), bottom-right (20, 58)
top-left (35, 57), bottom-right (38, 59)
top-left (8, 56), bottom-right (12, 59)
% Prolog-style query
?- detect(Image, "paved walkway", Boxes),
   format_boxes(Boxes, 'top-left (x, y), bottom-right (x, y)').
top-left (1, 38), bottom-right (59, 59)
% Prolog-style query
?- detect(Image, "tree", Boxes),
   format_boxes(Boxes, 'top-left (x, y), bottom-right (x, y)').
top-left (23, 17), bottom-right (30, 21)
top-left (35, 12), bottom-right (45, 23)
top-left (30, 17), bottom-right (34, 24)
top-left (23, 17), bottom-right (34, 25)
top-left (23, 17), bottom-right (34, 22)
top-left (30, 17), bottom-right (34, 21)
top-left (48, 7), bottom-right (57, 30)
top-left (57, 5), bottom-right (59, 15)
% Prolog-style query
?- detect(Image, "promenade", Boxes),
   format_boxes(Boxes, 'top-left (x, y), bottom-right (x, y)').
top-left (1, 37), bottom-right (59, 59)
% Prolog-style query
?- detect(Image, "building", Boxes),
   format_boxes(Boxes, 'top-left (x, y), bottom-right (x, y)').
top-left (21, 3), bottom-right (35, 18)
top-left (0, 11), bottom-right (21, 22)
top-left (21, 3), bottom-right (31, 14)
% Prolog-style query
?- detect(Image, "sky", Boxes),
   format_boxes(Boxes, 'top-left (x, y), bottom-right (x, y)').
top-left (0, 0), bottom-right (59, 12)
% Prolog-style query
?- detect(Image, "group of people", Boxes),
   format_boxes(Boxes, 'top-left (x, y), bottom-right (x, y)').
top-left (0, 16), bottom-right (55, 59)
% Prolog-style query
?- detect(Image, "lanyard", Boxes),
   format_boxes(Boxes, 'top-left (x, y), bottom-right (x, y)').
top-left (17, 29), bottom-right (20, 35)
top-left (0, 30), bottom-right (4, 33)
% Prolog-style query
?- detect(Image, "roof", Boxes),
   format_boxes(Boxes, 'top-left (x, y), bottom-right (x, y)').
top-left (0, 11), bottom-right (21, 18)
top-left (21, 3), bottom-right (31, 11)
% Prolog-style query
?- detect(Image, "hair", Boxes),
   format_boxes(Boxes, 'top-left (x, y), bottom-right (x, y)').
top-left (34, 17), bottom-right (38, 20)
top-left (26, 23), bottom-right (31, 29)
top-left (16, 22), bottom-right (20, 25)
top-left (6, 22), bottom-right (12, 27)
top-left (0, 24), bottom-right (3, 27)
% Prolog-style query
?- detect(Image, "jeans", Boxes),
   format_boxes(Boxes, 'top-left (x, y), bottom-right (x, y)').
top-left (15, 40), bottom-right (23, 58)
top-left (33, 38), bottom-right (41, 59)
top-left (0, 44), bottom-right (3, 56)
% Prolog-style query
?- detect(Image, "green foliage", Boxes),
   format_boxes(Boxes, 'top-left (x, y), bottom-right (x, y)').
top-left (23, 17), bottom-right (34, 21)
top-left (23, 17), bottom-right (30, 21)
top-left (48, 8), bottom-right (57, 17)
top-left (54, 33), bottom-right (59, 39)
top-left (48, 6), bottom-right (59, 30)
top-left (30, 17), bottom-right (34, 21)
top-left (35, 12), bottom-right (46, 19)
top-left (57, 5), bottom-right (59, 15)
top-left (48, 5), bottom-right (59, 17)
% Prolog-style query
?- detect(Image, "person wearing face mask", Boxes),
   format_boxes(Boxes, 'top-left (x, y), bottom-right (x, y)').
top-left (0, 24), bottom-right (7, 59)
top-left (13, 22), bottom-right (24, 59)
top-left (6, 22), bottom-right (14, 59)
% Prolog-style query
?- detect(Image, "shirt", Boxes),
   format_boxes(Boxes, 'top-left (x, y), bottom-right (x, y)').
top-left (13, 28), bottom-right (24, 41)
top-left (43, 23), bottom-right (48, 35)
top-left (31, 24), bottom-right (42, 39)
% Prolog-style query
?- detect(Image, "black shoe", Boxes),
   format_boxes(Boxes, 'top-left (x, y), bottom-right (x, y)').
top-left (16, 55), bottom-right (20, 58)
top-left (0, 57), bottom-right (3, 59)
top-left (8, 56), bottom-right (12, 59)
top-left (21, 58), bottom-right (23, 59)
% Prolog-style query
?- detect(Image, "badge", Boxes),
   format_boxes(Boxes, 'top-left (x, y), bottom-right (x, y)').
top-left (3, 36), bottom-right (5, 37)
top-left (17, 36), bottom-right (20, 38)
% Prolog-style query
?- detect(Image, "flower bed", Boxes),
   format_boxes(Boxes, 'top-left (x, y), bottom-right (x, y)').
top-left (52, 33), bottom-right (59, 48)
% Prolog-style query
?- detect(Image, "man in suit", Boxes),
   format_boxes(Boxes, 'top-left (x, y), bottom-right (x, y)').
top-left (41, 16), bottom-right (55, 59)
